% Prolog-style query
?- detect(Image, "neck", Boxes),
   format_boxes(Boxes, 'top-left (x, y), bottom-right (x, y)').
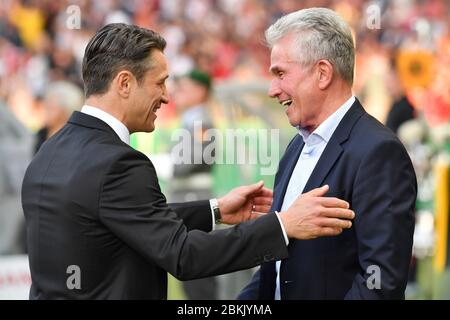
top-left (307, 86), bottom-right (353, 133)
top-left (85, 95), bottom-right (126, 124)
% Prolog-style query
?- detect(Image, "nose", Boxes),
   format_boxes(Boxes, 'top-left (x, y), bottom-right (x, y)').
top-left (161, 86), bottom-right (169, 104)
top-left (268, 79), bottom-right (281, 98)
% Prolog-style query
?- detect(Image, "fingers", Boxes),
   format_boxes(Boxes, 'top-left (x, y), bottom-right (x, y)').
top-left (253, 205), bottom-right (271, 213)
top-left (252, 191), bottom-right (273, 213)
top-left (320, 207), bottom-right (355, 220)
top-left (254, 187), bottom-right (273, 198)
top-left (250, 212), bottom-right (267, 220)
top-left (251, 189), bottom-right (273, 213)
top-left (316, 227), bottom-right (343, 237)
top-left (252, 196), bottom-right (272, 206)
top-left (319, 197), bottom-right (349, 209)
top-left (239, 181), bottom-right (264, 197)
top-left (305, 185), bottom-right (329, 197)
top-left (317, 217), bottom-right (352, 229)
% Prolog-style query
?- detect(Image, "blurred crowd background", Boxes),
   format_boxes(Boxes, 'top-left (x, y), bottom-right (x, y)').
top-left (0, 0), bottom-right (449, 299)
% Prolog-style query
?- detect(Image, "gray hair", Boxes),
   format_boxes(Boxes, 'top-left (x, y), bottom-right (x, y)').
top-left (45, 81), bottom-right (84, 114)
top-left (265, 8), bottom-right (355, 84)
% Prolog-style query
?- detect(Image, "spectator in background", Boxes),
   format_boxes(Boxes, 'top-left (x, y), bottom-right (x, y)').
top-left (171, 69), bottom-right (214, 199)
top-left (385, 58), bottom-right (416, 134)
top-left (170, 69), bottom-right (218, 300)
top-left (0, 100), bottom-right (33, 255)
top-left (34, 81), bottom-right (84, 153)
top-left (384, 55), bottom-right (419, 286)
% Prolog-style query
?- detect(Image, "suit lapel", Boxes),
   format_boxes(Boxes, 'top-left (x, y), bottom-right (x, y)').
top-left (302, 99), bottom-right (366, 193)
top-left (272, 136), bottom-right (304, 211)
top-left (302, 140), bottom-right (343, 193)
top-left (260, 136), bottom-right (303, 299)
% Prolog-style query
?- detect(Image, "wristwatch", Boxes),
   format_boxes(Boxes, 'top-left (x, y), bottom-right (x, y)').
top-left (210, 198), bottom-right (222, 224)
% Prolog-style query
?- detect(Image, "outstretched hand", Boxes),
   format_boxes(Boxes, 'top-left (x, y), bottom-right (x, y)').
top-left (217, 181), bottom-right (273, 225)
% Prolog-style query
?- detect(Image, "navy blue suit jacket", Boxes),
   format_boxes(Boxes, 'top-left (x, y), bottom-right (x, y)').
top-left (238, 99), bottom-right (417, 299)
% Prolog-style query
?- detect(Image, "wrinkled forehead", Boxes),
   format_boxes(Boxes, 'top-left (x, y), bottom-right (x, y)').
top-left (269, 37), bottom-right (297, 74)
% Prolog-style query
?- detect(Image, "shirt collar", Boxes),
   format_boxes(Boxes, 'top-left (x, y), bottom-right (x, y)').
top-left (298, 96), bottom-right (355, 146)
top-left (80, 105), bottom-right (130, 145)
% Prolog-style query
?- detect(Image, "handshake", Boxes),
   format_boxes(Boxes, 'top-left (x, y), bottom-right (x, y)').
top-left (217, 182), bottom-right (354, 240)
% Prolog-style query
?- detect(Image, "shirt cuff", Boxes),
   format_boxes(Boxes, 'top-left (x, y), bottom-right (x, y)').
top-left (209, 199), bottom-right (216, 231)
top-left (275, 211), bottom-right (289, 246)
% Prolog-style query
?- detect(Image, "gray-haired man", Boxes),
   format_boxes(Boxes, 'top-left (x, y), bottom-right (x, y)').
top-left (238, 7), bottom-right (416, 300)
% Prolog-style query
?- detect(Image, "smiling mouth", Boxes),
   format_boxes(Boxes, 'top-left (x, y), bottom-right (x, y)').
top-left (280, 99), bottom-right (292, 107)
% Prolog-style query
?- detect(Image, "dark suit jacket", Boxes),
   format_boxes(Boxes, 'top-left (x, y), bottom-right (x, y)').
top-left (22, 112), bottom-right (288, 299)
top-left (238, 99), bottom-right (417, 300)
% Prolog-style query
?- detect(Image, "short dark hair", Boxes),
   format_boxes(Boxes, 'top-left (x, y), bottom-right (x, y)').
top-left (82, 23), bottom-right (166, 97)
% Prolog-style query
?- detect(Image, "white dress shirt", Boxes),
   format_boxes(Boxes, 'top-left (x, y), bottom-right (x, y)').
top-left (80, 105), bottom-right (289, 238)
top-left (274, 96), bottom-right (355, 300)
top-left (81, 105), bottom-right (130, 145)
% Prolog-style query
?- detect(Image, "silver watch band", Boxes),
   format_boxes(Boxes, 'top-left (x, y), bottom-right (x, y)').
top-left (210, 198), bottom-right (222, 224)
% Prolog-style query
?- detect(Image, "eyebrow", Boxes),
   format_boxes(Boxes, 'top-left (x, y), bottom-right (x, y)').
top-left (269, 59), bottom-right (300, 74)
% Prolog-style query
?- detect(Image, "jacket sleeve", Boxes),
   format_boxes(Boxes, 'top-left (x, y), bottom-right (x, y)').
top-left (169, 201), bottom-right (212, 232)
top-left (345, 138), bottom-right (417, 299)
top-left (98, 151), bottom-right (288, 280)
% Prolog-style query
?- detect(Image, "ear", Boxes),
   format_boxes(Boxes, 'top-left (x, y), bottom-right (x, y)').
top-left (316, 60), bottom-right (334, 90)
top-left (115, 70), bottom-right (134, 98)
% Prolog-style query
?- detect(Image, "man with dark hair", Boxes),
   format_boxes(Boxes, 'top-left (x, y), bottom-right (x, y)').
top-left (81, 24), bottom-right (166, 98)
top-left (22, 23), bottom-right (354, 299)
